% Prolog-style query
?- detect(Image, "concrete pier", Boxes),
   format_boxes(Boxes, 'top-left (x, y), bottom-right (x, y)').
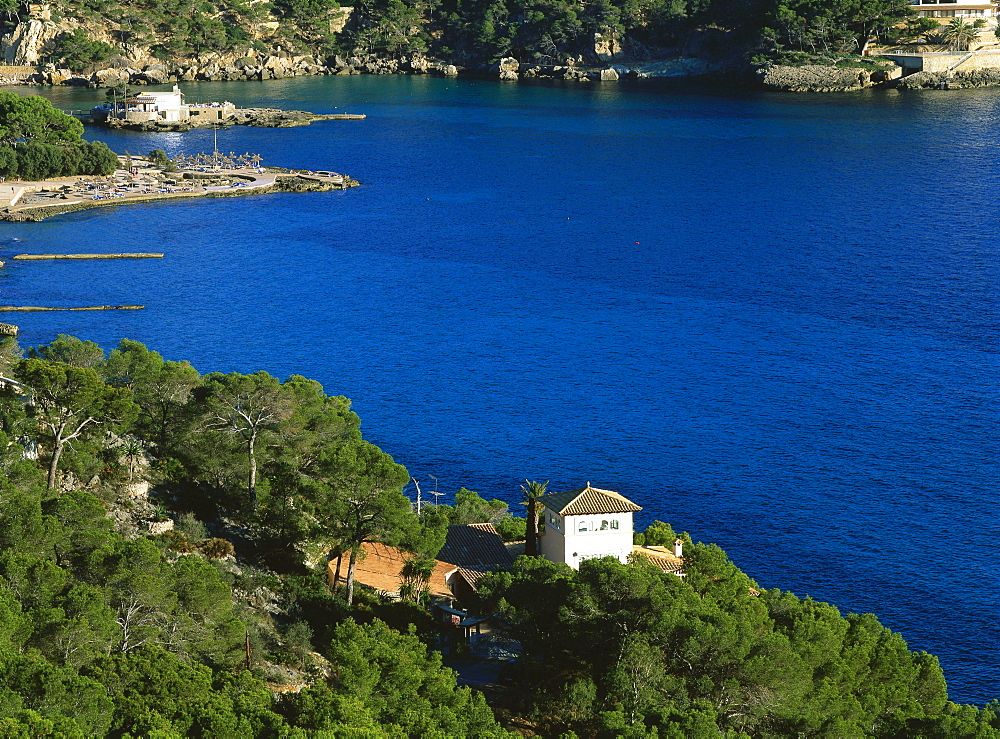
top-left (13, 253), bottom-right (164, 260)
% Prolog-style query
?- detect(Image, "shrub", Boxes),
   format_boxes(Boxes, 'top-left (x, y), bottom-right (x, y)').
top-left (198, 537), bottom-right (235, 559)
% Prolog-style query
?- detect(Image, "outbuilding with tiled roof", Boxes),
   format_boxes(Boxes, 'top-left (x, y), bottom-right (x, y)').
top-left (538, 483), bottom-right (641, 570)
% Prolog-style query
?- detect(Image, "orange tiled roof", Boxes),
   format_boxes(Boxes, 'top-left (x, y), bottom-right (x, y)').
top-left (539, 483), bottom-right (642, 516)
top-left (632, 545), bottom-right (685, 574)
top-left (327, 542), bottom-right (456, 599)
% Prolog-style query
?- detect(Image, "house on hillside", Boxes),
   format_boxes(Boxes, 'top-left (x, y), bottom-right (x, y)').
top-left (537, 483), bottom-right (641, 569)
top-left (326, 542), bottom-right (457, 601)
top-left (910, 0), bottom-right (995, 24)
top-left (537, 483), bottom-right (686, 575)
top-left (437, 523), bottom-right (515, 602)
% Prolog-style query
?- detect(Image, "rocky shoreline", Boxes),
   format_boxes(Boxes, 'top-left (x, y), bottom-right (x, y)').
top-left (753, 62), bottom-right (902, 92)
top-left (18, 54), bottom-right (977, 95)
top-left (2, 42), bottom-right (991, 94)
top-left (105, 108), bottom-right (363, 132)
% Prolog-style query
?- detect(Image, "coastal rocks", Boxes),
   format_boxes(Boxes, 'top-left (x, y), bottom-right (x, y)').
top-left (106, 108), bottom-right (350, 132)
top-left (756, 63), bottom-right (901, 92)
top-left (228, 108), bottom-right (343, 127)
top-left (599, 67), bottom-right (619, 81)
top-left (895, 68), bottom-right (1000, 89)
top-left (94, 67), bottom-right (130, 87)
top-left (138, 64), bottom-right (170, 84)
top-left (633, 58), bottom-right (717, 78)
top-left (0, 210), bottom-right (39, 222)
top-left (593, 30), bottom-right (622, 62)
top-left (491, 57), bottom-right (519, 80)
top-left (894, 71), bottom-right (943, 90)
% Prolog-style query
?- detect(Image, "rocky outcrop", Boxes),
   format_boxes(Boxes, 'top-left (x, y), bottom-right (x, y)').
top-left (756, 63), bottom-right (901, 92)
top-left (2, 19), bottom-right (57, 64)
top-left (23, 48), bottom-right (474, 87)
top-left (895, 68), bottom-right (1000, 89)
top-left (633, 58), bottom-right (720, 78)
top-left (491, 56), bottom-right (519, 81)
top-left (106, 108), bottom-right (354, 132)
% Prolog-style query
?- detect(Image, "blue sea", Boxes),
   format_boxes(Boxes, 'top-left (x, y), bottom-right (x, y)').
top-left (2, 76), bottom-right (997, 704)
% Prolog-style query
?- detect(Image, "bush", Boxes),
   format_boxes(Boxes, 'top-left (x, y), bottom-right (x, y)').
top-left (155, 529), bottom-right (196, 553)
top-left (16, 142), bottom-right (63, 181)
top-left (198, 537), bottom-right (235, 559)
top-left (79, 141), bottom-right (119, 175)
top-left (495, 515), bottom-right (526, 542)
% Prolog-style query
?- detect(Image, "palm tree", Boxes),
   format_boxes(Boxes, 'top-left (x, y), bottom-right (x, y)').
top-left (520, 480), bottom-right (548, 557)
top-left (942, 18), bottom-right (986, 52)
top-left (119, 435), bottom-right (145, 483)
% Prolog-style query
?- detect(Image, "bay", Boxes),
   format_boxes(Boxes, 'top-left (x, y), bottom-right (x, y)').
top-left (2, 76), bottom-right (997, 703)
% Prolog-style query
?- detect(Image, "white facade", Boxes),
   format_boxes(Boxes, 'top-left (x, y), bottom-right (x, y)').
top-left (911, 0), bottom-right (995, 22)
top-left (541, 510), bottom-right (635, 569)
top-left (133, 87), bottom-right (185, 121)
top-left (537, 484), bottom-right (641, 570)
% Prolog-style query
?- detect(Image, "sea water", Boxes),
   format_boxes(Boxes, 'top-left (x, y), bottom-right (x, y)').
top-left (2, 76), bottom-right (997, 703)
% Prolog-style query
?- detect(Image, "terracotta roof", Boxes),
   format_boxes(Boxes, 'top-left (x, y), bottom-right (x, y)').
top-left (437, 524), bottom-right (514, 572)
top-left (327, 542), bottom-right (457, 599)
top-left (455, 567), bottom-right (490, 590)
top-left (539, 484), bottom-right (642, 516)
top-left (632, 545), bottom-right (685, 574)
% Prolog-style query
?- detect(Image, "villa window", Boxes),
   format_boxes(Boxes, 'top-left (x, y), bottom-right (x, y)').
top-left (600, 520), bottom-right (609, 530)
top-left (610, 519), bottom-right (619, 530)
top-left (578, 520), bottom-right (589, 533)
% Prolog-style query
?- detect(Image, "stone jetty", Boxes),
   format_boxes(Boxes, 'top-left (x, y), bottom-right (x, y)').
top-left (13, 253), bottom-right (164, 260)
top-left (0, 305), bottom-right (144, 311)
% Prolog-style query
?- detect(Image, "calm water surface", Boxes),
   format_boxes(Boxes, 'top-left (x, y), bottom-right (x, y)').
top-left (2, 77), bottom-right (997, 703)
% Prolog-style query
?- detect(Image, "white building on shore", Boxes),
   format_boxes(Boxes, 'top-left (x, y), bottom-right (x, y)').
top-left (537, 483), bottom-right (642, 568)
top-left (100, 85), bottom-right (235, 124)
top-left (910, 0), bottom-right (996, 23)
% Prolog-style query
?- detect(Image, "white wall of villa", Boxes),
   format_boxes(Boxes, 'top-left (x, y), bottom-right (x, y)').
top-left (130, 87), bottom-right (185, 121)
top-left (540, 509), bottom-right (635, 569)
top-left (911, 0), bottom-right (996, 22)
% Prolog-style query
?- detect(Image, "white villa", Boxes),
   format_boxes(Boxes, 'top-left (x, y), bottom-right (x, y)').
top-left (537, 483), bottom-right (686, 574)
top-left (536, 483), bottom-right (635, 567)
top-left (911, 0), bottom-right (995, 23)
top-left (128, 88), bottom-right (185, 121)
top-left (101, 85), bottom-right (236, 124)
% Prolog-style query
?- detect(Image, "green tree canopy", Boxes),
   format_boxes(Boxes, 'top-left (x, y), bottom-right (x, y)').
top-left (478, 549), bottom-right (962, 736)
top-left (0, 93), bottom-right (85, 147)
top-left (15, 358), bottom-right (137, 489)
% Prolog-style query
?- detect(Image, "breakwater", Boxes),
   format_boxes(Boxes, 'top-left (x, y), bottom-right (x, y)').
top-left (0, 305), bottom-right (144, 311)
top-left (13, 253), bottom-right (164, 260)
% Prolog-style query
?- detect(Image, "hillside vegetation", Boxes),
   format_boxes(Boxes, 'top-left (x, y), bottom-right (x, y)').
top-left (0, 333), bottom-right (998, 735)
top-left (0, 0), bottom-right (931, 74)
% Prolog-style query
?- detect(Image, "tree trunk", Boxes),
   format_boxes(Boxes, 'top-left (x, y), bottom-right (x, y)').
top-left (330, 550), bottom-right (343, 592)
top-left (47, 440), bottom-right (64, 489)
top-left (525, 498), bottom-right (538, 556)
top-left (247, 432), bottom-right (257, 511)
top-left (346, 546), bottom-right (359, 606)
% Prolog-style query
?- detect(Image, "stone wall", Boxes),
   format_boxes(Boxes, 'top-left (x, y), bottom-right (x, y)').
top-left (881, 49), bottom-right (1000, 75)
